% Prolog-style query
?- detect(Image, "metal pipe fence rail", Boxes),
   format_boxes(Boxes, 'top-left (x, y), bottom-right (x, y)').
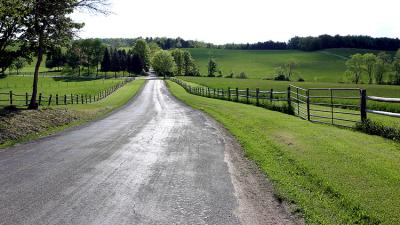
top-left (171, 78), bottom-right (400, 128)
top-left (0, 78), bottom-right (134, 108)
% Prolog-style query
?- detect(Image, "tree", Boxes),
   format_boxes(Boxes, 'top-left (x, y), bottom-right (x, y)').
top-left (22, 0), bottom-right (108, 109)
top-left (10, 57), bottom-right (27, 75)
top-left (100, 47), bottom-right (111, 76)
top-left (345, 54), bottom-right (364, 84)
top-left (362, 53), bottom-right (377, 84)
top-left (0, 0), bottom-right (30, 75)
top-left (393, 49), bottom-right (400, 85)
top-left (171, 49), bottom-right (184, 76)
top-left (151, 50), bottom-right (175, 79)
top-left (110, 48), bottom-right (121, 78)
top-left (285, 61), bottom-right (297, 80)
top-left (65, 41), bottom-right (82, 75)
top-left (207, 58), bottom-right (218, 77)
top-left (183, 51), bottom-right (199, 76)
top-left (45, 48), bottom-right (66, 71)
top-left (133, 39), bottom-right (150, 72)
top-left (373, 52), bottom-right (392, 84)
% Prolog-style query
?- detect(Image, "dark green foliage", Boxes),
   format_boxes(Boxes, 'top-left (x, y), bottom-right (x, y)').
top-left (101, 48), bottom-right (111, 73)
top-left (45, 48), bottom-right (66, 70)
top-left (207, 58), bottom-right (218, 77)
top-left (356, 119), bottom-right (400, 142)
top-left (274, 74), bottom-right (290, 81)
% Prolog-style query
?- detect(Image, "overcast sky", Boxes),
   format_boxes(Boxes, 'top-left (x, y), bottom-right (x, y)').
top-left (72, 0), bottom-right (400, 44)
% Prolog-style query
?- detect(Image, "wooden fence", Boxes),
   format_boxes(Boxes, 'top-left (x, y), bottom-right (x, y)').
top-left (0, 78), bottom-right (134, 107)
top-left (171, 78), bottom-right (400, 127)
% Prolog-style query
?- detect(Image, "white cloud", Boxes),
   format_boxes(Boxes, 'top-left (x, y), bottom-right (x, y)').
top-left (72, 0), bottom-right (400, 44)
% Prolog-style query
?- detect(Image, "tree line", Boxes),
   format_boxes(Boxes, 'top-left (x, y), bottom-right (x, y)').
top-left (345, 49), bottom-right (400, 85)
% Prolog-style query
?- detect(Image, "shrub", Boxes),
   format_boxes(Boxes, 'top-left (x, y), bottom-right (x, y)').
top-left (274, 74), bottom-right (289, 81)
top-left (236, 72), bottom-right (247, 79)
top-left (355, 119), bottom-right (400, 142)
top-left (298, 77), bottom-right (305, 82)
top-left (225, 72), bottom-right (234, 78)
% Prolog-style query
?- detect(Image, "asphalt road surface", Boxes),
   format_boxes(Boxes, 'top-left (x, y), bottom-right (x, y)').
top-left (0, 79), bottom-right (300, 225)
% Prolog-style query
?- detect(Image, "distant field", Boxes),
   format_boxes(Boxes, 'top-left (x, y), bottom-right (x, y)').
top-left (186, 48), bottom-right (391, 83)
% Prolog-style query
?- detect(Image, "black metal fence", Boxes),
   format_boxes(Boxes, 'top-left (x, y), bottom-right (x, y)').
top-left (171, 78), bottom-right (400, 128)
top-left (0, 78), bottom-right (134, 107)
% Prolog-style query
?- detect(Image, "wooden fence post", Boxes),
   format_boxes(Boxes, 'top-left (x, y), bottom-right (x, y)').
top-left (256, 88), bottom-right (259, 106)
top-left (48, 94), bottom-right (52, 106)
top-left (64, 95), bottom-right (67, 105)
top-left (25, 92), bottom-right (28, 106)
top-left (9, 91), bottom-right (12, 105)
top-left (81, 94), bottom-right (84, 104)
top-left (56, 94), bottom-right (59, 105)
top-left (287, 86), bottom-right (291, 109)
top-left (228, 87), bottom-right (231, 101)
top-left (360, 89), bottom-right (367, 121)
top-left (76, 95), bottom-right (78, 104)
top-left (236, 88), bottom-right (239, 102)
top-left (71, 94), bottom-right (73, 104)
top-left (38, 93), bottom-right (42, 106)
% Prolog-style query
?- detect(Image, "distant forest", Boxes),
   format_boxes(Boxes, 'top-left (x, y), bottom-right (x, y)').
top-left (98, 35), bottom-right (400, 52)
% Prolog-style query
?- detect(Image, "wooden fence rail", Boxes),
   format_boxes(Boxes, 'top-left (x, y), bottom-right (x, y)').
top-left (171, 78), bottom-right (400, 128)
top-left (0, 78), bottom-right (134, 108)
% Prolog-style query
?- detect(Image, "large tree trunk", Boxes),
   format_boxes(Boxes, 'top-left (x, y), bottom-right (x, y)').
top-left (28, 39), bottom-right (44, 109)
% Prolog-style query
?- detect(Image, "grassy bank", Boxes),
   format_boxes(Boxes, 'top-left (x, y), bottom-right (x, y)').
top-left (0, 79), bottom-right (146, 148)
top-left (167, 80), bottom-right (400, 225)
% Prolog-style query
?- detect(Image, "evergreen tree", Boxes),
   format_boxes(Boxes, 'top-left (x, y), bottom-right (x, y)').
top-left (101, 48), bottom-right (111, 76)
top-left (207, 58), bottom-right (218, 77)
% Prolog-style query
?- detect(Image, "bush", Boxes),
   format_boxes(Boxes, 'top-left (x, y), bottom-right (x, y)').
top-left (236, 72), bottom-right (247, 79)
top-left (225, 72), bottom-right (234, 78)
top-left (355, 119), bottom-right (400, 142)
top-left (274, 74), bottom-right (289, 81)
top-left (298, 77), bottom-right (305, 82)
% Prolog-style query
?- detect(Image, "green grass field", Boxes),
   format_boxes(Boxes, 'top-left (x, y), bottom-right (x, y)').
top-left (0, 76), bottom-right (125, 96)
top-left (187, 48), bottom-right (391, 83)
top-left (167, 80), bottom-right (400, 225)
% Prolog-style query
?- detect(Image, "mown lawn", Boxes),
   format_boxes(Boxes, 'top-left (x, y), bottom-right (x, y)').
top-left (187, 48), bottom-right (392, 83)
top-left (167, 80), bottom-right (400, 225)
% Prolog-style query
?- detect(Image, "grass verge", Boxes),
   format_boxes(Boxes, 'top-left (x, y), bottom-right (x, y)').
top-left (0, 79), bottom-right (146, 148)
top-left (167, 80), bottom-right (400, 225)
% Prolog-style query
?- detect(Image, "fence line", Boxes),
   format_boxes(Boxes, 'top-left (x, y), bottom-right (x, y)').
top-left (0, 78), bottom-right (134, 108)
top-left (171, 78), bottom-right (400, 128)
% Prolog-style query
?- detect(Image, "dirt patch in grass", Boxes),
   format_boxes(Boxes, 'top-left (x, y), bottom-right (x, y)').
top-left (0, 107), bottom-right (82, 145)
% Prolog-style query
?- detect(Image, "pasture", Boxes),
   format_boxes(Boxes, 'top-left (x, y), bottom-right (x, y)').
top-left (187, 48), bottom-right (391, 83)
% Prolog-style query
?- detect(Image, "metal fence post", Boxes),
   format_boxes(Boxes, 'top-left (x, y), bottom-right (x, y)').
top-left (306, 89), bottom-right (310, 121)
top-left (256, 88), bottom-right (260, 106)
top-left (270, 89), bottom-right (273, 103)
top-left (246, 88), bottom-right (249, 104)
top-left (360, 89), bottom-right (367, 121)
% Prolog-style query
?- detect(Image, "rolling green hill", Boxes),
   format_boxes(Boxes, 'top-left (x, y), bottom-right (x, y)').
top-left (187, 48), bottom-right (389, 83)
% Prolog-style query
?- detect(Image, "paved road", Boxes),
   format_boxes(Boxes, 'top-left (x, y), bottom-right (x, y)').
top-left (0, 79), bottom-right (298, 225)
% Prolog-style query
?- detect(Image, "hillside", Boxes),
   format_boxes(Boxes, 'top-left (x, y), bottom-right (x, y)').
top-left (187, 48), bottom-right (388, 83)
